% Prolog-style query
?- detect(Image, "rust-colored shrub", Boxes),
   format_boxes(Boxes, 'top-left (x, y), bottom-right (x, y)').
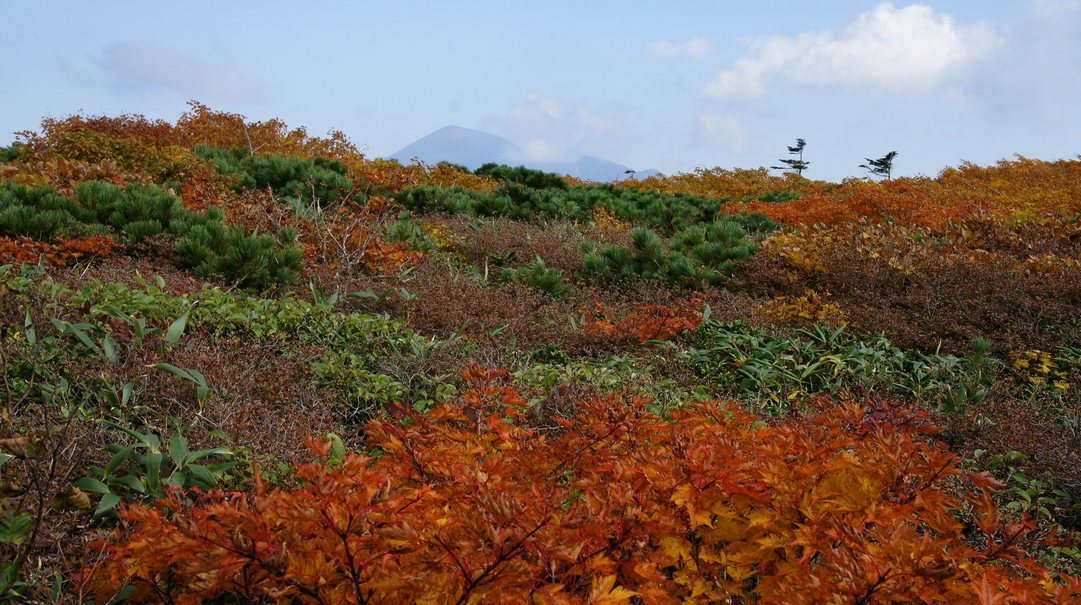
top-left (87, 388), bottom-right (1080, 603)
top-left (581, 295), bottom-right (705, 343)
top-left (0, 234), bottom-right (122, 267)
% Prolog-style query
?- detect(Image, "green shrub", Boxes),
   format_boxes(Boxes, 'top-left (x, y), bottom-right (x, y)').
top-left (680, 321), bottom-right (996, 414)
top-left (583, 220), bottom-right (758, 287)
top-left (0, 182), bottom-right (86, 239)
top-left (395, 172), bottom-right (779, 235)
top-left (497, 259), bottom-right (573, 297)
top-left (0, 143), bottom-right (23, 163)
top-left (172, 207), bottom-right (303, 290)
top-left (0, 180), bottom-right (303, 288)
top-left (475, 163), bottom-right (570, 190)
top-left (194, 146), bottom-right (355, 206)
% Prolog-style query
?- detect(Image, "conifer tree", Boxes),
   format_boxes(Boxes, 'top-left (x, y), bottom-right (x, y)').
top-left (860, 151), bottom-right (898, 180)
top-left (772, 138), bottom-right (808, 176)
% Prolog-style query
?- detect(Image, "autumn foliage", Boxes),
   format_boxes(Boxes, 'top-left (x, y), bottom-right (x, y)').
top-left (87, 371), bottom-right (1079, 603)
top-left (726, 157), bottom-right (1081, 230)
top-left (581, 296), bottom-right (705, 343)
top-left (0, 234), bottom-right (121, 267)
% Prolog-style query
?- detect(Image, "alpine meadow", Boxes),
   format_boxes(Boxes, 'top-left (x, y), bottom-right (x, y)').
top-left (0, 101), bottom-right (1078, 603)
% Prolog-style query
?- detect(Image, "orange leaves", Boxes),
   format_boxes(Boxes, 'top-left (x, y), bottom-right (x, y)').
top-left (581, 296), bottom-right (706, 343)
top-left (718, 157), bottom-right (1081, 230)
top-left (86, 391), bottom-right (1081, 603)
top-left (0, 235), bottom-right (121, 267)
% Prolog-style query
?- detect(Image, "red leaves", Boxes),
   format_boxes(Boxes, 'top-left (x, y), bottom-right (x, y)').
top-left (581, 296), bottom-right (706, 344)
top-left (0, 234), bottom-right (121, 267)
top-left (86, 391), bottom-right (1081, 603)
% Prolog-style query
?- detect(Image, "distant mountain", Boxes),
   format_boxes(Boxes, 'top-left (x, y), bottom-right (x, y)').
top-left (388, 126), bottom-right (648, 182)
top-left (632, 168), bottom-right (663, 179)
top-left (532, 155), bottom-right (636, 183)
top-left (390, 125), bottom-right (520, 171)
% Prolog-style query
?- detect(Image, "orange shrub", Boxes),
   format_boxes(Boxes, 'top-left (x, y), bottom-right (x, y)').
top-left (87, 388), bottom-right (1079, 603)
top-left (581, 296), bottom-right (705, 343)
top-left (618, 166), bottom-right (835, 201)
top-left (0, 235), bottom-right (121, 267)
top-left (724, 157), bottom-right (1081, 230)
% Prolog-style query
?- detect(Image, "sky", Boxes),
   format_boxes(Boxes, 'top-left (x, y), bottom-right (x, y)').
top-left (1, 1), bottom-right (1079, 181)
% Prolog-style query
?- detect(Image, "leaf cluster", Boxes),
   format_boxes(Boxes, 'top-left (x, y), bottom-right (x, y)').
top-left (86, 388), bottom-right (1081, 602)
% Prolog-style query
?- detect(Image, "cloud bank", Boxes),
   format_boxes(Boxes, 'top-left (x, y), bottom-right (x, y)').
top-left (483, 94), bottom-right (629, 163)
top-left (703, 3), bottom-right (1001, 99)
top-left (100, 41), bottom-right (263, 102)
top-left (647, 37), bottom-right (713, 59)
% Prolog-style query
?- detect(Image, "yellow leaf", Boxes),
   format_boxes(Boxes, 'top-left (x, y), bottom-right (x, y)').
top-left (589, 574), bottom-right (638, 604)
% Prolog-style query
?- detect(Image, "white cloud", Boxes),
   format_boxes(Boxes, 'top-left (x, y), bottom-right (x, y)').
top-left (521, 140), bottom-right (567, 162)
top-left (99, 41), bottom-right (263, 102)
top-left (482, 94), bottom-right (634, 163)
top-left (1030, 0), bottom-right (1081, 18)
top-left (697, 111), bottom-right (748, 153)
top-left (703, 3), bottom-right (1001, 99)
top-left (647, 37), bottom-right (714, 59)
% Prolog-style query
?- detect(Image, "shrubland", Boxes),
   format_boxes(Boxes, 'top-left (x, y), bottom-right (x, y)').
top-left (0, 104), bottom-right (1079, 602)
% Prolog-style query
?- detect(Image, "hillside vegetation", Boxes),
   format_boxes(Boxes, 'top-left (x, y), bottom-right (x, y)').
top-left (1, 103), bottom-right (1079, 602)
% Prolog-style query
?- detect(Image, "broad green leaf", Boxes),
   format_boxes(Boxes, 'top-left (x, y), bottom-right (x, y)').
top-left (145, 453), bottom-right (163, 493)
top-left (183, 447), bottom-right (232, 466)
top-left (168, 434), bottom-right (190, 466)
top-left (187, 464), bottom-right (217, 488)
top-left (102, 335), bottom-right (118, 363)
top-left (111, 474), bottom-right (146, 494)
top-left (0, 562), bottom-right (19, 593)
top-left (0, 513), bottom-right (32, 544)
top-left (101, 421), bottom-right (160, 451)
top-left (73, 476), bottom-right (110, 495)
top-left (93, 493), bottom-right (121, 519)
top-left (165, 310), bottom-right (190, 346)
top-left (103, 446), bottom-right (134, 477)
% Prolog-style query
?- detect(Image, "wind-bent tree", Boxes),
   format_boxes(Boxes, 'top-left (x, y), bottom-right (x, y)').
top-left (861, 151), bottom-right (898, 180)
top-left (772, 138), bottom-right (808, 176)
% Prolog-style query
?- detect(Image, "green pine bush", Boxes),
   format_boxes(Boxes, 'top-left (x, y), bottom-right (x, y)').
top-left (497, 259), bottom-right (574, 297)
top-left (583, 219), bottom-right (758, 288)
top-left (195, 146), bottom-right (355, 206)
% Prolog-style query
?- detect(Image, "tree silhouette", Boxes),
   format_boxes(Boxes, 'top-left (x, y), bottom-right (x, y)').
top-left (772, 138), bottom-right (808, 176)
top-left (861, 151), bottom-right (898, 180)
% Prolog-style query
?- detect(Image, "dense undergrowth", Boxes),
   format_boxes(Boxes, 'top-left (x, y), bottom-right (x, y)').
top-left (0, 103), bottom-right (1079, 602)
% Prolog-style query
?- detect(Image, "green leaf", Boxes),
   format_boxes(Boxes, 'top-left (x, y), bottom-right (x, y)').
top-left (112, 474), bottom-right (146, 494)
top-left (102, 335), bottom-right (118, 363)
top-left (120, 382), bottom-right (134, 407)
top-left (0, 513), bottom-right (32, 544)
top-left (149, 362), bottom-right (196, 383)
top-left (145, 453), bottom-right (163, 493)
top-left (93, 493), bottom-right (121, 519)
top-left (101, 421), bottom-right (160, 451)
top-left (168, 434), bottom-right (190, 467)
top-left (350, 289), bottom-right (379, 299)
top-left (165, 310), bottom-right (190, 346)
top-left (0, 562), bottom-right (19, 593)
top-left (186, 464), bottom-right (218, 488)
top-left (103, 445), bottom-right (134, 477)
top-left (73, 476), bottom-right (110, 495)
top-left (182, 447), bottom-right (232, 466)
top-left (326, 432), bottom-right (346, 462)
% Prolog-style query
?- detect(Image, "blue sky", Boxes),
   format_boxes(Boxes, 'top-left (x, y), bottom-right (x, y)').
top-left (1, 1), bottom-right (1078, 180)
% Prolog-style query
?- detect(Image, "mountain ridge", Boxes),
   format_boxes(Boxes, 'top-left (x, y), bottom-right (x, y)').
top-left (388, 125), bottom-right (659, 182)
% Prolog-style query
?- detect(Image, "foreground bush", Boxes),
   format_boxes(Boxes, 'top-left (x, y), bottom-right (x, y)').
top-left (89, 375), bottom-right (1078, 603)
